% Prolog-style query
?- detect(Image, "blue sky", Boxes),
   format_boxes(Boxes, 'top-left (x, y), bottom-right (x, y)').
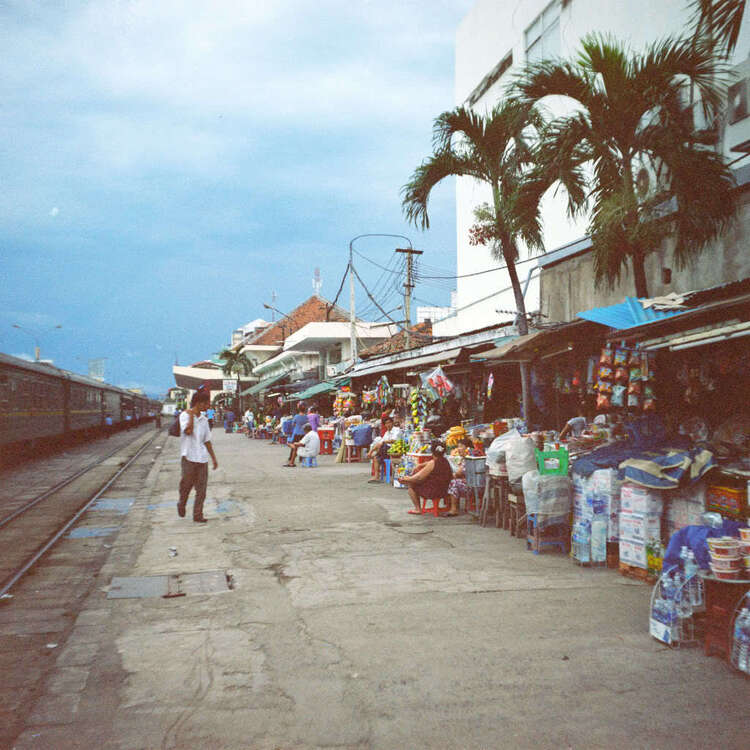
top-left (0, 0), bottom-right (473, 396)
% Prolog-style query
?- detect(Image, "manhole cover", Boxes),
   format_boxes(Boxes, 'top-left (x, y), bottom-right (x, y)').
top-left (107, 570), bottom-right (233, 599)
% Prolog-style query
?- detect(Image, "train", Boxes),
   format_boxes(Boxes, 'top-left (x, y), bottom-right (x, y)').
top-left (0, 352), bottom-right (162, 453)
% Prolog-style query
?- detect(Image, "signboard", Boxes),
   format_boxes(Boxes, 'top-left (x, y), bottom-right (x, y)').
top-left (222, 380), bottom-right (237, 392)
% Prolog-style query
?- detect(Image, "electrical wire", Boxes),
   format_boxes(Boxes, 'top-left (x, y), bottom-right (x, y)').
top-left (327, 264), bottom-right (349, 319)
top-left (350, 263), bottom-right (407, 333)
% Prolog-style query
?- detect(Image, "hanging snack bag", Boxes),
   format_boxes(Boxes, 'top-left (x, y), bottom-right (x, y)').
top-left (596, 392), bottom-right (611, 410)
top-left (627, 392), bottom-right (640, 408)
top-left (597, 379), bottom-right (613, 395)
top-left (598, 364), bottom-right (613, 381)
top-left (614, 348), bottom-right (629, 366)
top-left (627, 380), bottom-right (641, 395)
top-left (612, 384), bottom-right (626, 407)
top-left (600, 345), bottom-right (614, 365)
top-left (614, 365), bottom-right (629, 383)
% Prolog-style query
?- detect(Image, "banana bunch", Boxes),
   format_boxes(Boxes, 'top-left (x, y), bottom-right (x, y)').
top-left (409, 388), bottom-right (426, 428)
top-left (445, 425), bottom-right (467, 447)
top-left (387, 439), bottom-right (408, 456)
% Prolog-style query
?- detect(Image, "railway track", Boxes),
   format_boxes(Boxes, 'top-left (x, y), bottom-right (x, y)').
top-left (0, 428), bottom-right (160, 597)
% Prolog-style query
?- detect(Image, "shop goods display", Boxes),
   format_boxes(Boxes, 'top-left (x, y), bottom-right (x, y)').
top-left (387, 439), bottom-right (408, 457)
top-left (333, 391), bottom-right (358, 416)
top-left (706, 485), bottom-right (746, 518)
top-left (595, 345), bottom-right (655, 413)
top-left (445, 424), bottom-right (467, 447)
top-left (409, 388), bottom-right (427, 430)
top-left (375, 376), bottom-right (392, 405)
top-left (666, 483), bottom-right (707, 534)
top-left (424, 366), bottom-right (454, 398)
top-left (650, 563), bottom-right (704, 647)
top-left (707, 537), bottom-right (743, 579)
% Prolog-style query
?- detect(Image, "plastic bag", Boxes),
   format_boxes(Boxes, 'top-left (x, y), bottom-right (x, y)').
top-left (486, 428), bottom-right (520, 467)
top-left (505, 436), bottom-right (537, 483)
top-left (523, 470), bottom-right (572, 521)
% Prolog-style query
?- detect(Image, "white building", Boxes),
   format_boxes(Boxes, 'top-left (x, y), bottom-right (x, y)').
top-left (438, 0), bottom-right (750, 337)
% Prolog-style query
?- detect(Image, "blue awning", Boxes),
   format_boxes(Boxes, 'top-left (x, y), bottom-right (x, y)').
top-left (577, 297), bottom-right (685, 330)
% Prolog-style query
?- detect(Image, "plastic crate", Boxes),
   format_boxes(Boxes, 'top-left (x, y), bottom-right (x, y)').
top-left (535, 447), bottom-right (569, 476)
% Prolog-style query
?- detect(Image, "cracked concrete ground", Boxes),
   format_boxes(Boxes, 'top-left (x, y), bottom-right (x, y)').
top-left (10, 431), bottom-right (750, 749)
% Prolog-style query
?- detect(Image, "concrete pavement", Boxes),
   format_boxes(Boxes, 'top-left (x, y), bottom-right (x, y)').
top-left (11, 430), bottom-right (750, 749)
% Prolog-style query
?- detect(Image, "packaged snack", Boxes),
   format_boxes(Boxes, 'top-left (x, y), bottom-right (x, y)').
top-left (597, 379), bottom-right (613, 395)
top-left (598, 365), bottom-right (613, 381)
top-left (629, 365), bottom-right (641, 381)
top-left (614, 348), bottom-right (628, 366)
top-left (627, 392), bottom-right (640, 408)
top-left (596, 393), bottom-right (611, 410)
top-left (572, 370), bottom-right (582, 388)
top-left (627, 381), bottom-right (641, 395)
top-left (643, 397), bottom-right (656, 411)
top-left (614, 366), bottom-right (629, 383)
top-left (600, 346), bottom-right (614, 365)
top-left (612, 384), bottom-right (626, 407)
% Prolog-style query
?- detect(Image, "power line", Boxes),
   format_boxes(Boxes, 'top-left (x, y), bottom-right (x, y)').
top-left (349, 263), bottom-right (407, 334)
top-left (327, 264), bottom-right (349, 319)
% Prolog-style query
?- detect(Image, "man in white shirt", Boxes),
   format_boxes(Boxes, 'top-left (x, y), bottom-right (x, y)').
top-left (178, 388), bottom-right (219, 522)
top-left (368, 416), bottom-right (403, 483)
top-left (284, 424), bottom-right (320, 467)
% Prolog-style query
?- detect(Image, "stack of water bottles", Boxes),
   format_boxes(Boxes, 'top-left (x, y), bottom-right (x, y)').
top-left (571, 472), bottom-right (609, 566)
top-left (731, 600), bottom-right (750, 674)
top-left (649, 547), bottom-right (704, 647)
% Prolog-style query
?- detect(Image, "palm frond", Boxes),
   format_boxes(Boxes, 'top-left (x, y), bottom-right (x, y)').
top-left (689, 0), bottom-right (746, 56)
top-left (401, 150), bottom-right (475, 230)
top-left (432, 106), bottom-right (486, 153)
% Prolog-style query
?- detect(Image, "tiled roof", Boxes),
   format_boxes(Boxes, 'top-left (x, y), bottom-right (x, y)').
top-left (245, 296), bottom-right (349, 346)
top-left (360, 321), bottom-right (433, 358)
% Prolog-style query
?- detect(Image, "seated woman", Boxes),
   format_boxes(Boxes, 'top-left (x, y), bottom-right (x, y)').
top-left (400, 440), bottom-right (453, 515)
top-left (445, 437), bottom-right (474, 517)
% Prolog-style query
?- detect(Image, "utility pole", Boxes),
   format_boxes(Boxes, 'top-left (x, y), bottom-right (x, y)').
top-left (348, 243), bottom-right (357, 364)
top-left (395, 247), bottom-right (422, 348)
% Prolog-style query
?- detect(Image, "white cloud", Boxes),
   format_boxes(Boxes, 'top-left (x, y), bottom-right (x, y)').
top-left (49, 206), bottom-right (59, 216)
top-left (12, 352), bottom-right (34, 361)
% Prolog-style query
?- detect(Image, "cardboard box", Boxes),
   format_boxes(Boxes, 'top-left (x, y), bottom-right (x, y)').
top-left (619, 537), bottom-right (647, 568)
top-left (620, 483), bottom-right (663, 514)
top-left (619, 510), bottom-right (661, 542)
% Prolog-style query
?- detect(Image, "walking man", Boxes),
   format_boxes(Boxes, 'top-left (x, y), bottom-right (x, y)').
top-left (178, 388), bottom-right (219, 523)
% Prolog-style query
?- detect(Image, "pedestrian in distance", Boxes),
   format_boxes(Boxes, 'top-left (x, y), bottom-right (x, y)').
top-left (205, 405), bottom-right (215, 429)
top-left (104, 413), bottom-right (113, 438)
top-left (178, 388), bottom-right (219, 523)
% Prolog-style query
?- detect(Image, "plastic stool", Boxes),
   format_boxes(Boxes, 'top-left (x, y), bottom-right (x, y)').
top-left (345, 444), bottom-right (363, 463)
top-left (279, 435), bottom-right (287, 445)
top-left (301, 456), bottom-right (318, 468)
top-left (420, 496), bottom-right (448, 517)
top-left (379, 458), bottom-right (391, 484)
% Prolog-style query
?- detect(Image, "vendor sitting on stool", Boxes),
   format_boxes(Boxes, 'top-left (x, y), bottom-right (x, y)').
top-left (400, 440), bottom-right (453, 514)
top-left (367, 416), bottom-right (402, 483)
top-left (284, 424), bottom-right (320, 467)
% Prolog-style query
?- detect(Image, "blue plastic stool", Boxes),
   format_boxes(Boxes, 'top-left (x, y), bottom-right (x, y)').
top-left (379, 458), bottom-right (392, 484)
top-left (526, 513), bottom-right (569, 555)
top-left (301, 456), bottom-right (318, 468)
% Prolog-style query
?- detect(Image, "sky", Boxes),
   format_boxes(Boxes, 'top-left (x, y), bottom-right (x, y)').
top-left (0, 0), bottom-right (474, 396)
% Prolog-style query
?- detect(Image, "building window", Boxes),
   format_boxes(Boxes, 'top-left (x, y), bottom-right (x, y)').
top-left (466, 51), bottom-right (513, 107)
top-left (525, 1), bottom-right (561, 64)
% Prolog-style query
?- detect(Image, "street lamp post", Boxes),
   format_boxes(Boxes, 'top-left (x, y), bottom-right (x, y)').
top-left (12, 324), bottom-right (62, 361)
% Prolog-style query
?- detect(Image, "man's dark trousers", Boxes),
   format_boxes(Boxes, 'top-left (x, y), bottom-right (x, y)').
top-left (178, 457), bottom-right (208, 519)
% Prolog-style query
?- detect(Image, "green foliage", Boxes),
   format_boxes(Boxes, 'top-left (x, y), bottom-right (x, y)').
top-left (689, 0), bottom-right (746, 56)
top-left (515, 33), bottom-right (737, 296)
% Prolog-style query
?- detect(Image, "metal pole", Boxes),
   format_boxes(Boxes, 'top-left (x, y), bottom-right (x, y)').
top-left (348, 242), bottom-right (357, 364)
top-left (395, 248), bottom-right (422, 349)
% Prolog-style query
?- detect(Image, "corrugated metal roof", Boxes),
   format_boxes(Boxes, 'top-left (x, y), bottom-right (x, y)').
top-left (577, 297), bottom-right (684, 330)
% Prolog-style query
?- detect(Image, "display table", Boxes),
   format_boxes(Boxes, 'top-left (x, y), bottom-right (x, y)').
top-left (698, 570), bottom-right (750, 660)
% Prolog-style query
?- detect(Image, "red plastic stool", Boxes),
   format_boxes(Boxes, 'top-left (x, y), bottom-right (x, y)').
top-left (279, 435), bottom-right (287, 445)
top-left (420, 497), bottom-right (448, 517)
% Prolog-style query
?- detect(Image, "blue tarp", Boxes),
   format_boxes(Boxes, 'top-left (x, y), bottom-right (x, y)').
top-left (577, 296), bottom-right (684, 330)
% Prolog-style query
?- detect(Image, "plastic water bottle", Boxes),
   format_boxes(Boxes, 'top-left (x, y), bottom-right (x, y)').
top-left (684, 550), bottom-right (701, 607)
top-left (740, 610), bottom-right (750, 673)
top-left (591, 515), bottom-right (607, 563)
top-left (574, 520), bottom-right (591, 563)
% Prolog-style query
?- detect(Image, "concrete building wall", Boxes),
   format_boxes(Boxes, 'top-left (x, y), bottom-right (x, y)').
top-left (540, 190), bottom-right (750, 322)
top-left (453, 0), bottom-right (750, 334)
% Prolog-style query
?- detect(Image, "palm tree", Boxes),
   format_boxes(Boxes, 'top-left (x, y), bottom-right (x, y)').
top-left (401, 100), bottom-right (548, 421)
top-left (218, 348), bottom-right (255, 415)
top-left (689, 0), bottom-right (746, 56)
top-left (515, 34), bottom-right (737, 298)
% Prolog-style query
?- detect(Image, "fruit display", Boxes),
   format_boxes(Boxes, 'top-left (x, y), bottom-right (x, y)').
top-left (409, 388), bottom-right (427, 429)
top-left (445, 424), bottom-right (467, 447)
top-left (387, 439), bottom-right (408, 456)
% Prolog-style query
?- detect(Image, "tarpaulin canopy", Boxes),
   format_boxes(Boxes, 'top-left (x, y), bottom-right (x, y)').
top-left (242, 371), bottom-right (289, 396)
top-left (577, 296), bottom-right (684, 330)
top-left (288, 377), bottom-right (351, 401)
